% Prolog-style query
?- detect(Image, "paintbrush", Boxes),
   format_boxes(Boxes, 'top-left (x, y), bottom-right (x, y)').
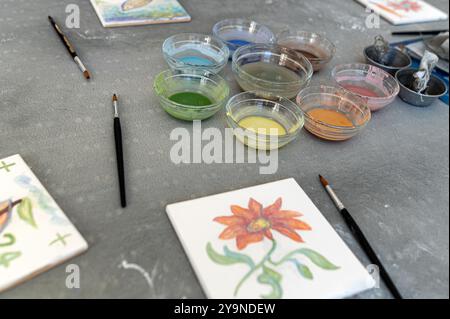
top-left (0, 199), bottom-right (22, 217)
top-left (113, 94), bottom-right (127, 208)
top-left (392, 29), bottom-right (449, 36)
top-left (319, 175), bottom-right (403, 299)
top-left (48, 16), bottom-right (91, 80)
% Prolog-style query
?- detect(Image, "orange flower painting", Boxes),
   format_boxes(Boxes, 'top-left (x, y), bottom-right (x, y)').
top-left (388, 0), bottom-right (422, 12)
top-left (214, 198), bottom-right (311, 250)
top-left (207, 197), bottom-right (339, 299)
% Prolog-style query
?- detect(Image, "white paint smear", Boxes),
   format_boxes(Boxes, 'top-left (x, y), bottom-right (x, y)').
top-left (120, 260), bottom-right (155, 291)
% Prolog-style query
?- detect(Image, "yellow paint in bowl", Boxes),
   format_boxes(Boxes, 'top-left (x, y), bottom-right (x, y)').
top-left (238, 116), bottom-right (287, 136)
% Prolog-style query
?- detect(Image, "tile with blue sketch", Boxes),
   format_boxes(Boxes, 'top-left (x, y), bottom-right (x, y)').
top-left (90, 0), bottom-right (191, 27)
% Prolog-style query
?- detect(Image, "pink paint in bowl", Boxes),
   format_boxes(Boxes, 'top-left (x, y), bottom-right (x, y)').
top-left (331, 63), bottom-right (400, 112)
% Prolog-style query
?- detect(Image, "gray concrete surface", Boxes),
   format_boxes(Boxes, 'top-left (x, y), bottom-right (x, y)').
top-left (0, 0), bottom-right (448, 299)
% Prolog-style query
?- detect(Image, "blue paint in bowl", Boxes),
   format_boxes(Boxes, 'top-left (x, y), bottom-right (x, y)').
top-left (213, 19), bottom-right (276, 53)
top-left (227, 39), bottom-right (252, 48)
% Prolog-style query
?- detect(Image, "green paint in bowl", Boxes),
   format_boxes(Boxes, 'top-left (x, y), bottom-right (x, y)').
top-left (169, 92), bottom-right (213, 107)
top-left (154, 69), bottom-right (230, 121)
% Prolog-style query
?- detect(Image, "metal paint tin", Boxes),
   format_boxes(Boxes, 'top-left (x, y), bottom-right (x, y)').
top-left (396, 68), bottom-right (448, 107)
top-left (364, 45), bottom-right (412, 76)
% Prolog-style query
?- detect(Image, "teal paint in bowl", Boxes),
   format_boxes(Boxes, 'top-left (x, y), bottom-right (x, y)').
top-left (163, 33), bottom-right (229, 73)
top-left (178, 55), bottom-right (215, 66)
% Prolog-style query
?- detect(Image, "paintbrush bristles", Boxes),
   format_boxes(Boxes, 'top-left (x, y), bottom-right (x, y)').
top-left (113, 94), bottom-right (118, 102)
top-left (83, 70), bottom-right (91, 80)
top-left (319, 175), bottom-right (329, 187)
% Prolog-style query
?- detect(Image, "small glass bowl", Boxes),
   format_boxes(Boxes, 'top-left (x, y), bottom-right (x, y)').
top-left (162, 33), bottom-right (230, 73)
top-left (225, 92), bottom-right (304, 150)
top-left (213, 19), bottom-right (276, 53)
top-left (331, 63), bottom-right (400, 112)
top-left (153, 69), bottom-right (230, 121)
top-left (232, 44), bottom-right (313, 99)
top-left (277, 31), bottom-right (336, 72)
top-left (296, 86), bottom-right (371, 141)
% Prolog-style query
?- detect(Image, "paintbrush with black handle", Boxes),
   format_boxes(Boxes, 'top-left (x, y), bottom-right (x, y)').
top-left (392, 29), bottom-right (448, 36)
top-left (113, 94), bottom-right (127, 208)
top-left (48, 16), bottom-right (91, 80)
top-left (319, 175), bottom-right (403, 299)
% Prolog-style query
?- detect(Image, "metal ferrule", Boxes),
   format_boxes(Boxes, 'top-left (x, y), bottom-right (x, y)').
top-left (325, 185), bottom-right (345, 211)
top-left (113, 100), bottom-right (119, 118)
top-left (74, 56), bottom-right (87, 73)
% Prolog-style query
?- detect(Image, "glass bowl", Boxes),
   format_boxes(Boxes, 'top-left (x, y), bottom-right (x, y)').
top-left (296, 85), bottom-right (371, 141)
top-left (232, 44), bottom-right (313, 99)
top-left (213, 19), bottom-right (276, 54)
top-left (331, 63), bottom-right (400, 112)
top-left (277, 31), bottom-right (336, 72)
top-left (153, 69), bottom-right (230, 121)
top-left (225, 91), bottom-right (304, 150)
top-left (162, 33), bottom-right (230, 73)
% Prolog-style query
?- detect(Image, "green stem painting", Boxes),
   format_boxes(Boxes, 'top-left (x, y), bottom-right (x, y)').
top-left (207, 240), bottom-right (340, 299)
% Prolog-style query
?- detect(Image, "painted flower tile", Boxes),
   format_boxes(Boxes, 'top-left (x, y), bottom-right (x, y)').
top-left (167, 178), bottom-right (375, 299)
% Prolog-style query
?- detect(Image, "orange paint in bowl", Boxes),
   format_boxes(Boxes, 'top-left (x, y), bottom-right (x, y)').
top-left (307, 109), bottom-right (354, 128)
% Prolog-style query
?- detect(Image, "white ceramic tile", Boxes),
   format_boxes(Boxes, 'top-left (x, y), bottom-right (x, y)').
top-left (167, 178), bottom-right (375, 299)
top-left (90, 0), bottom-right (191, 27)
top-left (356, 0), bottom-right (448, 25)
top-left (0, 155), bottom-right (88, 293)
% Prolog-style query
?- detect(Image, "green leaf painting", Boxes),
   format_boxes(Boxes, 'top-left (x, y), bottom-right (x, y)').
top-left (258, 266), bottom-right (282, 299)
top-left (223, 246), bottom-right (255, 268)
top-left (290, 259), bottom-right (314, 280)
top-left (207, 243), bottom-right (255, 268)
top-left (297, 248), bottom-right (340, 270)
top-left (17, 197), bottom-right (37, 228)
